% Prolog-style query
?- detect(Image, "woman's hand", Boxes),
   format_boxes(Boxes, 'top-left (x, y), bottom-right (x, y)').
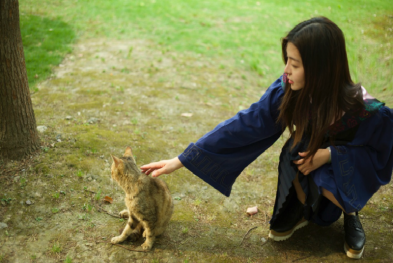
top-left (293, 148), bottom-right (330, 175)
top-left (140, 157), bottom-right (184, 177)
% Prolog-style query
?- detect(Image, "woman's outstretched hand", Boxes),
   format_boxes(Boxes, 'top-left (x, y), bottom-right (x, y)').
top-left (293, 148), bottom-right (330, 175)
top-left (140, 157), bottom-right (184, 177)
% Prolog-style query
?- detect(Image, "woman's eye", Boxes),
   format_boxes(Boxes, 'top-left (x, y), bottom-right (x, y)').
top-left (292, 65), bottom-right (298, 68)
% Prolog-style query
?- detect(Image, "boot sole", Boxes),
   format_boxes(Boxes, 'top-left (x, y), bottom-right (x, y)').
top-left (269, 219), bottom-right (309, 241)
top-left (344, 242), bottom-right (364, 259)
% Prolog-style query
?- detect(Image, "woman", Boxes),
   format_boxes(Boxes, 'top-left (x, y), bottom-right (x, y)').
top-left (140, 17), bottom-right (393, 259)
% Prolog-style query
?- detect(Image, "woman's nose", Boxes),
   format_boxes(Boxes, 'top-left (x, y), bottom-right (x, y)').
top-left (284, 61), bottom-right (290, 75)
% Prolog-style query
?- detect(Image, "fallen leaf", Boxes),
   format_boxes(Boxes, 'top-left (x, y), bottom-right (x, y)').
top-left (103, 196), bottom-right (113, 204)
top-left (246, 206), bottom-right (258, 216)
top-left (181, 113), bottom-right (193, 117)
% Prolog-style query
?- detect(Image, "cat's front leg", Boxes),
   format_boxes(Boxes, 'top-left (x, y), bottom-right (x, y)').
top-left (111, 222), bottom-right (132, 244)
top-left (119, 209), bottom-right (129, 219)
top-left (140, 225), bottom-right (155, 250)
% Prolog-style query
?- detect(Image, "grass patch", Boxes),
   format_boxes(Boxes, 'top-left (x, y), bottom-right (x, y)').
top-left (20, 15), bottom-right (75, 89)
top-left (20, 0), bottom-right (393, 97)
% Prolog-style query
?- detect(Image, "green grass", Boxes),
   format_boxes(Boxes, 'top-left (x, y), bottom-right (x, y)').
top-left (20, 0), bottom-right (393, 102)
top-left (20, 14), bottom-right (75, 88)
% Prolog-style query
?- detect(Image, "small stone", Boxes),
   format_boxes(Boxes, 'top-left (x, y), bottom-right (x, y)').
top-left (26, 200), bottom-right (32, 205)
top-left (261, 237), bottom-right (267, 243)
top-left (14, 176), bottom-right (20, 183)
top-left (87, 118), bottom-right (100, 124)
top-left (37, 126), bottom-right (47, 133)
top-left (0, 222), bottom-right (8, 229)
top-left (65, 116), bottom-right (72, 120)
top-left (88, 177), bottom-right (93, 181)
top-left (202, 186), bottom-right (208, 190)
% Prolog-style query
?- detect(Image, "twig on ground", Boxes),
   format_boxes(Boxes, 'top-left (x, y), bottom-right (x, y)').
top-left (95, 205), bottom-right (120, 218)
top-left (96, 241), bottom-right (149, 252)
top-left (239, 226), bottom-right (258, 246)
top-left (292, 255), bottom-right (311, 262)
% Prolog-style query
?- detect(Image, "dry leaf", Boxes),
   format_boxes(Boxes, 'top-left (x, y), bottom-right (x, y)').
top-left (103, 196), bottom-right (113, 204)
top-left (246, 206), bottom-right (258, 216)
top-left (181, 113), bottom-right (193, 117)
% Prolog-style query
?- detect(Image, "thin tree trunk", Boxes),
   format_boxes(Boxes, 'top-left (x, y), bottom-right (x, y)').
top-left (0, 0), bottom-right (40, 160)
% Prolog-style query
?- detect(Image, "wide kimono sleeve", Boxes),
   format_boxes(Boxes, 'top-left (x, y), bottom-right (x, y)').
top-left (178, 77), bottom-right (285, 196)
top-left (328, 106), bottom-right (393, 213)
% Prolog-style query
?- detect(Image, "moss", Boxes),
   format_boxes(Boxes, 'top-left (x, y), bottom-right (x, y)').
top-left (34, 163), bottom-right (50, 175)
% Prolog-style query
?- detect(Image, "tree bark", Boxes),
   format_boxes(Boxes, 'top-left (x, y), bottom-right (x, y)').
top-left (0, 0), bottom-right (40, 160)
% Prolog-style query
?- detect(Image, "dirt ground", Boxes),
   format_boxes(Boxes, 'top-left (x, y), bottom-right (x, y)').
top-left (1, 39), bottom-right (392, 263)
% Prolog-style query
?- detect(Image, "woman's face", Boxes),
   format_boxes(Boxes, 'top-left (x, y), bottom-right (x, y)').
top-left (284, 42), bottom-right (305, 91)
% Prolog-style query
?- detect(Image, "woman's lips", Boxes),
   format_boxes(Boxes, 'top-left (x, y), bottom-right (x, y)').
top-left (288, 79), bottom-right (294, 84)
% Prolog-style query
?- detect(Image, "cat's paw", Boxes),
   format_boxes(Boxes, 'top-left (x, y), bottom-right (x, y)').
top-left (119, 210), bottom-right (129, 218)
top-left (141, 241), bottom-right (153, 251)
top-left (111, 236), bottom-right (124, 244)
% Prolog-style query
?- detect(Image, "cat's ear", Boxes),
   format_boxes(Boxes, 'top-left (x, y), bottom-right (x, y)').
top-left (111, 154), bottom-right (122, 168)
top-left (124, 146), bottom-right (133, 157)
top-left (124, 146), bottom-right (136, 162)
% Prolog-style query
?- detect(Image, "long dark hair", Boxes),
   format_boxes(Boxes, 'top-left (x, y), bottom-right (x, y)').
top-left (277, 17), bottom-right (364, 159)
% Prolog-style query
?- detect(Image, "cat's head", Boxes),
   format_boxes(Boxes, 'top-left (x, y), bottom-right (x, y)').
top-left (111, 146), bottom-right (140, 183)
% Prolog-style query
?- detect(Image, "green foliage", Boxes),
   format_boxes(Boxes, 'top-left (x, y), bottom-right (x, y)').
top-left (20, 177), bottom-right (27, 188)
top-left (1, 197), bottom-right (12, 205)
top-left (64, 256), bottom-right (73, 263)
top-left (76, 170), bottom-right (84, 177)
top-left (95, 190), bottom-right (102, 201)
top-left (182, 227), bottom-right (189, 234)
top-left (51, 242), bottom-right (62, 253)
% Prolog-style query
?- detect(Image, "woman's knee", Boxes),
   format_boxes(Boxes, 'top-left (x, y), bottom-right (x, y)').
top-left (321, 188), bottom-right (345, 211)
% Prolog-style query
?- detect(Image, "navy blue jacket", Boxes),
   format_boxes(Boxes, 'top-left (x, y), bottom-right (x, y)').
top-left (178, 77), bottom-right (393, 215)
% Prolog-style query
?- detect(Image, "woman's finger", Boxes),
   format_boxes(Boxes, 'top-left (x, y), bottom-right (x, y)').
top-left (143, 168), bottom-right (154, 175)
top-left (294, 159), bottom-right (304, 165)
top-left (141, 161), bottom-right (165, 170)
top-left (152, 167), bottom-right (166, 177)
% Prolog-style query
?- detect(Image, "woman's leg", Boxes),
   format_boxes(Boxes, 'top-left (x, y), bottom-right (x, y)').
top-left (293, 176), bottom-right (364, 259)
top-left (292, 172), bottom-right (306, 204)
top-left (293, 173), bottom-right (347, 212)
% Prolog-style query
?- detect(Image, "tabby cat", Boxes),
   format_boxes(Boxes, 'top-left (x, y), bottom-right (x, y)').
top-left (110, 147), bottom-right (174, 250)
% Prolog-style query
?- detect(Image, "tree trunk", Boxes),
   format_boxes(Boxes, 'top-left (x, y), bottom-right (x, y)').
top-left (0, 0), bottom-right (40, 160)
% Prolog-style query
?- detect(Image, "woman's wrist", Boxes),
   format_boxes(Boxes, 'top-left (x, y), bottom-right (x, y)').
top-left (326, 147), bottom-right (331, 163)
top-left (173, 157), bottom-right (184, 170)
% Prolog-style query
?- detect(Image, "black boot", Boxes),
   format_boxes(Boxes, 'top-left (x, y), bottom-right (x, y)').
top-left (344, 212), bottom-right (366, 259)
top-left (269, 198), bottom-right (308, 241)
